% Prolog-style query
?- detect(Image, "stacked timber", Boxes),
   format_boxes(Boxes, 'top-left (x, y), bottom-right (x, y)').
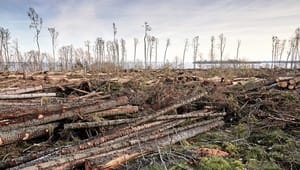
top-left (276, 76), bottom-right (300, 90)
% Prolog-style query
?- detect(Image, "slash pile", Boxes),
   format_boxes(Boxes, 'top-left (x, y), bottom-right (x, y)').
top-left (0, 78), bottom-right (226, 169)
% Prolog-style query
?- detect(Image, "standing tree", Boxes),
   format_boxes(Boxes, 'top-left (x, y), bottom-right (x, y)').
top-left (120, 39), bottom-right (126, 68)
top-left (112, 23), bottom-right (119, 66)
top-left (27, 7), bottom-right (43, 69)
top-left (272, 36), bottom-right (278, 68)
top-left (210, 36), bottom-right (215, 63)
top-left (236, 40), bottom-right (241, 61)
top-left (95, 37), bottom-right (105, 69)
top-left (163, 38), bottom-right (170, 65)
top-left (155, 37), bottom-right (158, 67)
top-left (133, 38), bottom-right (138, 64)
top-left (85, 40), bottom-right (91, 67)
top-left (0, 27), bottom-right (10, 68)
top-left (143, 22), bottom-right (151, 68)
top-left (286, 39), bottom-right (295, 68)
top-left (148, 36), bottom-right (156, 67)
top-left (294, 28), bottom-right (300, 68)
top-left (48, 27), bottom-right (58, 70)
top-left (182, 39), bottom-right (188, 69)
top-left (193, 36), bottom-right (199, 69)
top-left (218, 33), bottom-right (226, 68)
top-left (13, 39), bottom-right (23, 71)
top-left (278, 40), bottom-right (286, 66)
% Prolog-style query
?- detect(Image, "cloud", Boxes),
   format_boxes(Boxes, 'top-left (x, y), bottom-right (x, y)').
top-left (2, 0), bottom-right (300, 63)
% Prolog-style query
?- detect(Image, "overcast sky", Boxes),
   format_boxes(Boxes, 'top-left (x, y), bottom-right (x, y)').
top-left (1, 0), bottom-right (300, 63)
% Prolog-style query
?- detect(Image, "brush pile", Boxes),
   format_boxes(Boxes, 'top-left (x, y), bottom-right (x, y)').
top-left (0, 72), bottom-right (226, 169)
top-left (1, 69), bottom-right (300, 169)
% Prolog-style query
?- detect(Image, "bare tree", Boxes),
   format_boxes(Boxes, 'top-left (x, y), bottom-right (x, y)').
top-left (278, 39), bottom-right (286, 65)
top-left (0, 27), bottom-right (10, 68)
top-left (48, 27), bottom-right (58, 70)
top-left (13, 39), bottom-right (23, 71)
top-left (286, 39), bottom-right (294, 68)
top-left (95, 37), bottom-right (105, 68)
top-left (106, 41), bottom-right (114, 63)
top-left (120, 39), bottom-right (126, 68)
top-left (182, 39), bottom-right (188, 69)
top-left (163, 38), bottom-right (170, 65)
top-left (59, 45), bottom-right (74, 71)
top-left (75, 48), bottom-right (85, 68)
top-left (143, 22), bottom-right (151, 68)
top-left (193, 36), bottom-right (199, 69)
top-left (27, 8), bottom-right (43, 62)
top-left (294, 28), bottom-right (300, 68)
top-left (271, 36), bottom-right (279, 68)
top-left (155, 37), bottom-right (158, 67)
top-left (210, 36), bottom-right (215, 63)
top-left (112, 23), bottom-right (119, 66)
top-left (148, 36), bottom-right (156, 66)
top-left (218, 33), bottom-right (226, 68)
top-left (133, 38), bottom-right (138, 64)
top-left (236, 40), bottom-right (241, 61)
top-left (146, 36), bottom-right (152, 64)
top-left (85, 40), bottom-right (91, 66)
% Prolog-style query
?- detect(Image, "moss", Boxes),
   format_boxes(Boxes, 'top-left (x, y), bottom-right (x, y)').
top-left (232, 124), bottom-right (248, 139)
top-left (249, 128), bottom-right (289, 146)
top-left (246, 159), bottom-right (280, 170)
top-left (223, 142), bottom-right (239, 157)
top-left (229, 160), bottom-right (244, 170)
top-left (242, 145), bottom-right (267, 161)
top-left (199, 156), bottom-right (244, 170)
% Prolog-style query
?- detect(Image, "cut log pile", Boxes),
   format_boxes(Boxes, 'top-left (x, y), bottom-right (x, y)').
top-left (276, 76), bottom-right (300, 90)
top-left (0, 79), bottom-right (226, 170)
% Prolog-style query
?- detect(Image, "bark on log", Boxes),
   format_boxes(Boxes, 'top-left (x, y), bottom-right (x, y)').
top-left (130, 92), bottom-right (207, 126)
top-left (0, 96), bottom-right (128, 131)
top-left (10, 121), bottom-right (168, 169)
top-left (276, 77), bottom-right (294, 82)
top-left (0, 123), bottom-right (59, 146)
top-left (24, 120), bottom-right (224, 170)
top-left (0, 85), bottom-right (43, 95)
top-left (86, 105), bottom-right (139, 118)
top-left (60, 121), bottom-right (167, 155)
top-left (0, 93), bottom-right (56, 99)
top-left (155, 111), bottom-right (226, 120)
top-left (78, 91), bottom-right (105, 99)
top-left (64, 119), bottom-right (133, 130)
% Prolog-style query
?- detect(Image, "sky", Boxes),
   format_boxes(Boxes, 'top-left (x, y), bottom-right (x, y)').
top-left (1, 0), bottom-right (300, 63)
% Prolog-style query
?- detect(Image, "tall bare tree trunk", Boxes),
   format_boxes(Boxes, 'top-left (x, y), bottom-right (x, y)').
top-left (182, 39), bottom-right (188, 69)
top-left (163, 39), bottom-right (170, 65)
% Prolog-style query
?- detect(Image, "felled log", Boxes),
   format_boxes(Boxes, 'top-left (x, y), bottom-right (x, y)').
top-left (155, 111), bottom-right (226, 120)
top-left (0, 85), bottom-right (43, 95)
top-left (0, 96), bottom-right (128, 131)
top-left (28, 120), bottom-right (224, 170)
top-left (67, 111), bottom-right (224, 130)
top-left (288, 84), bottom-right (295, 90)
top-left (64, 119), bottom-right (133, 130)
top-left (0, 93), bottom-right (56, 99)
top-left (277, 81), bottom-right (288, 88)
top-left (78, 91), bottom-right (105, 99)
top-left (276, 76), bottom-right (294, 82)
top-left (86, 105), bottom-right (138, 118)
top-left (8, 121), bottom-right (169, 169)
top-left (130, 92), bottom-right (207, 126)
top-left (59, 121), bottom-right (168, 156)
top-left (0, 123), bottom-right (59, 146)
